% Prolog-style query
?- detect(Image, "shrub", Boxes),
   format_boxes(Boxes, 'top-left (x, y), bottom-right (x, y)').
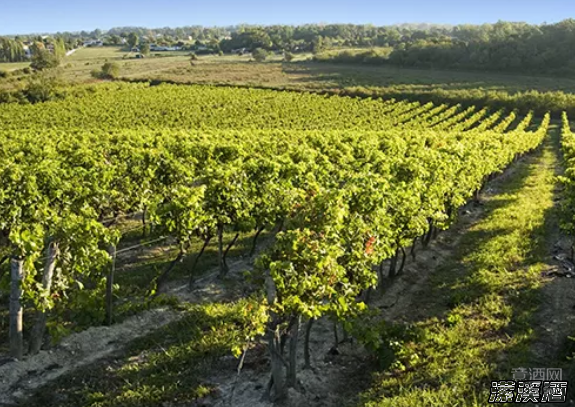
top-left (92, 62), bottom-right (121, 79)
top-left (90, 69), bottom-right (101, 79)
top-left (0, 88), bottom-right (28, 104)
top-left (252, 48), bottom-right (268, 62)
top-left (30, 49), bottom-right (60, 70)
top-left (24, 71), bottom-right (64, 103)
top-left (12, 68), bottom-right (31, 76)
top-left (189, 53), bottom-right (198, 67)
top-left (284, 51), bottom-right (295, 62)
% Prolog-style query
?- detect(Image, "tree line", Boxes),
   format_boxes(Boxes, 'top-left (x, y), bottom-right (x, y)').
top-left (0, 36), bottom-right (67, 65)
top-left (0, 38), bottom-right (27, 63)
top-left (312, 20), bottom-right (575, 75)
top-left (4, 20), bottom-right (575, 75)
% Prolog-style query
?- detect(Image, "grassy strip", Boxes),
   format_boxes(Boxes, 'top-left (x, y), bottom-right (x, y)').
top-left (359, 128), bottom-right (560, 406)
top-left (20, 299), bottom-right (265, 407)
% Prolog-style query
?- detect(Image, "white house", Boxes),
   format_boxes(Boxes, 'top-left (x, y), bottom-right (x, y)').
top-left (83, 40), bottom-right (103, 47)
top-left (22, 45), bottom-right (31, 58)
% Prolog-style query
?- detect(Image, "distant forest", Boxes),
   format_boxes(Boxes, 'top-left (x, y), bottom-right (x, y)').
top-left (2, 20), bottom-right (575, 75)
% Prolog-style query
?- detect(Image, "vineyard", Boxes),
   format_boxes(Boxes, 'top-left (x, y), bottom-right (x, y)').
top-left (0, 82), bottom-right (569, 406)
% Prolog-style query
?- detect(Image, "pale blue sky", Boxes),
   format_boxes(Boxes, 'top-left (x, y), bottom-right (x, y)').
top-left (1, 0), bottom-right (574, 35)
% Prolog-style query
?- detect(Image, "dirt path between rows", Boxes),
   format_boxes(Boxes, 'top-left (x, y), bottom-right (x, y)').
top-left (0, 307), bottom-right (178, 405)
top-left (0, 255), bottom-right (255, 406)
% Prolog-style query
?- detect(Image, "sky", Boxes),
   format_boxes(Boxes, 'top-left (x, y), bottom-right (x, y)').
top-left (1, 0), bottom-right (574, 35)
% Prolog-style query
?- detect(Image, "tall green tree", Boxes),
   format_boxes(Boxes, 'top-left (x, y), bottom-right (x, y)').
top-left (252, 48), bottom-right (268, 62)
top-left (0, 37), bottom-right (26, 62)
top-left (127, 33), bottom-right (139, 49)
top-left (140, 42), bottom-right (150, 56)
top-left (30, 42), bottom-right (60, 70)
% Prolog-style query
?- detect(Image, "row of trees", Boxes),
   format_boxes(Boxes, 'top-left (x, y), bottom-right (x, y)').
top-left (384, 19), bottom-right (575, 74)
top-left (6, 20), bottom-right (575, 74)
top-left (0, 38), bottom-right (27, 63)
top-left (313, 20), bottom-right (575, 75)
top-left (0, 37), bottom-right (67, 67)
top-left (119, 19), bottom-right (575, 75)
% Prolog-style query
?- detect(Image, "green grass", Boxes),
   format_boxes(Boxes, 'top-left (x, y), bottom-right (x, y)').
top-left (125, 55), bottom-right (575, 93)
top-left (359, 128), bottom-right (561, 407)
top-left (5, 45), bottom-right (575, 97)
top-left (0, 61), bottom-right (30, 71)
top-left (20, 299), bottom-right (264, 407)
top-left (124, 59), bottom-right (575, 94)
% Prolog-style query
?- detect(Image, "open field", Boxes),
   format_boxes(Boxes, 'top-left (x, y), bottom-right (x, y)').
top-left (56, 46), bottom-right (309, 85)
top-left (0, 61), bottom-right (30, 71)
top-left (72, 46), bottom-right (575, 94)
top-left (67, 47), bottom-right (575, 94)
top-left (5, 46), bottom-right (575, 116)
top-left (4, 46), bottom-right (575, 95)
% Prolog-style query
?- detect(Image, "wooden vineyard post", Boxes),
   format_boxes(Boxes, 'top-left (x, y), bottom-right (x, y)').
top-left (10, 257), bottom-right (25, 359)
top-left (29, 241), bottom-right (59, 354)
top-left (106, 245), bottom-right (117, 326)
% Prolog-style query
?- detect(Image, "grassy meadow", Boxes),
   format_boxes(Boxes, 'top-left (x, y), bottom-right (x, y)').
top-left (4, 46), bottom-right (575, 96)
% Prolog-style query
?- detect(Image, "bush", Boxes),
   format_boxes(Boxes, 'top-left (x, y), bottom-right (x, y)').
top-left (30, 49), bottom-right (60, 70)
top-left (284, 51), bottom-right (295, 62)
top-left (0, 88), bottom-right (28, 104)
top-left (189, 53), bottom-right (198, 67)
top-left (92, 62), bottom-right (121, 80)
top-left (218, 50), bottom-right (224, 57)
top-left (252, 48), bottom-right (268, 62)
top-left (24, 71), bottom-right (64, 103)
top-left (11, 68), bottom-right (31, 76)
top-left (0, 69), bottom-right (11, 78)
top-left (102, 62), bottom-right (120, 79)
